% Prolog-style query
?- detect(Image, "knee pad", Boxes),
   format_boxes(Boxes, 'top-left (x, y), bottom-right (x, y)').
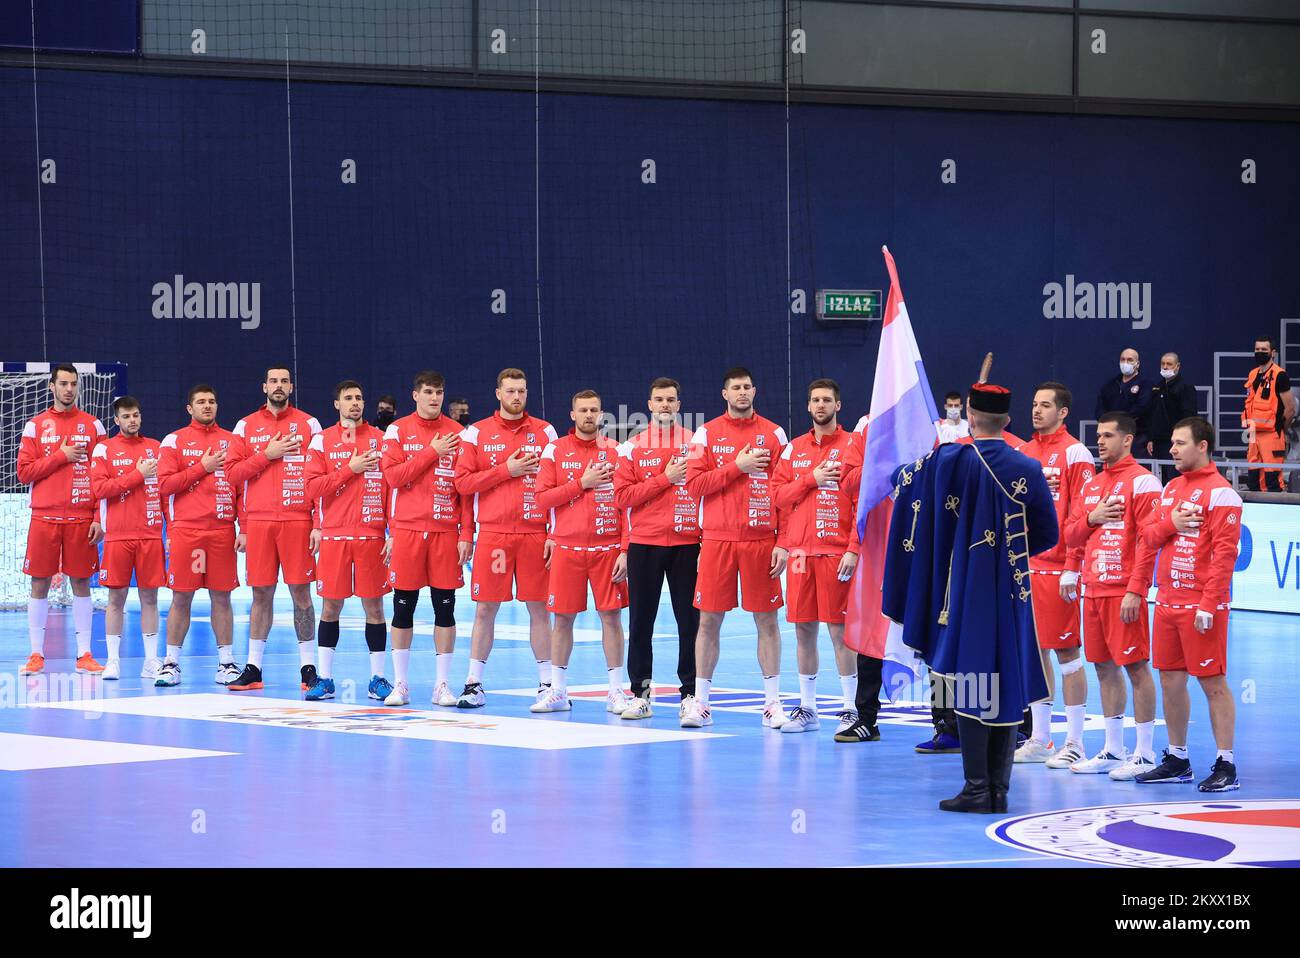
top-left (430, 587), bottom-right (457, 628)
top-left (1059, 655), bottom-right (1085, 676)
top-left (391, 589), bottom-right (419, 630)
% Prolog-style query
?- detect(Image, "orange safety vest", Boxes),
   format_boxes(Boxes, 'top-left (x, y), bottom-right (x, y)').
top-left (1243, 363), bottom-right (1283, 435)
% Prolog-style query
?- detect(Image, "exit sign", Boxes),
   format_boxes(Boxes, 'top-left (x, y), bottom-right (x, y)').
top-left (817, 289), bottom-right (882, 322)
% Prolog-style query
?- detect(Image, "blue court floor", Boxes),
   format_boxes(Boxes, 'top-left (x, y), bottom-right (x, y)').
top-left (1, 589), bottom-right (1297, 868)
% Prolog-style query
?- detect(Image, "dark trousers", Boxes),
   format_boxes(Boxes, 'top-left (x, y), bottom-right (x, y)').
top-left (930, 672), bottom-right (959, 738)
top-left (855, 653), bottom-right (883, 725)
top-left (626, 542), bottom-right (699, 698)
top-left (955, 715), bottom-right (1017, 796)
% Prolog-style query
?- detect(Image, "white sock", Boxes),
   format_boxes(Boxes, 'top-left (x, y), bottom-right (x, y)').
top-left (1170, 743), bottom-right (1189, 759)
top-left (106, 634), bottom-right (122, 661)
top-left (436, 652), bottom-right (451, 686)
top-left (28, 597), bottom-right (49, 654)
top-left (536, 659), bottom-right (551, 685)
top-left (1136, 720), bottom-right (1155, 759)
top-left (468, 658), bottom-right (485, 683)
top-left (839, 673), bottom-right (857, 712)
top-left (298, 640), bottom-right (316, 667)
top-left (551, 664), bottom-right (568, 693)
top-left (73, 595), bottom-right (92, 655)
top-left (218, 645), bottom-right (234, 665)
top-left (763, 674), bottom-right (780, 703)
top-left (799, 673), bottom-right (817, 708)
top-left (393, 648), bottom-right (411, 686)
top-left (318, 646), bottom-right (334, 679)
top-left (1104, 715), bottom-right (1125, 756)
top-left (248, 638), bottom-right (266, 669)
top-left (369, 651), bottom-right (385, 676)
top-left (144, 632), bottom-right (160, 657)
top-left (1031, 702), bottom-right (1053, 744)
top-left (608, 665), bottom-right (625, 693)
top-left (697, 677), bottom-right (712, 706)
top-left (1217, 748), bottom-right (1234, 763)
top-left (1066, 704), bottom-right (1086, 746)
top-left (165, 645), bottom-right (181, 664)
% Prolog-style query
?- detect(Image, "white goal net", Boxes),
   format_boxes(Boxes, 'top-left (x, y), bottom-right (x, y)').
top-left (1, 362), bottom-right (125, 610)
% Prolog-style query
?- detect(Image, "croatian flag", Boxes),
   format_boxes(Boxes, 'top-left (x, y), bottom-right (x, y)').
top-left (843, 246), bottom-right (938, 698)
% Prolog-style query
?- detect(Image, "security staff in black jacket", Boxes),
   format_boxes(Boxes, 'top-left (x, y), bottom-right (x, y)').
top-left (1146, 352), bottom-right (1198, 483)
top-left (1096, 347), bottom-right (1154, 448)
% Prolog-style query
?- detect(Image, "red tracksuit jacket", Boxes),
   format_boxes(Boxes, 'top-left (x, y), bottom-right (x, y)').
top-left (17, 407), bottom-right (105, 522)
top-left (306, 422), bottom-right (389, 538)
top-left (380, 412), bottom-right (471, 539)
top-left (685, 411), bottom-right (788, 542)
top-left (90, 434), bottom-right (164, 541)
top-left (1140, 464), bottom-right (1243, 613)
top-left (1063, 455), bottom-right (1161, 598)
top-left (772, 425), bottom-right (863, 556)
top-left (455, 412), bottom-right (558, 535)
top-left (536, 431), bottom-right (627, 548)
top-left (1016, 429), bottom-right (1095, 573)
top-left (226, 404), bottom-right (323, 522)
top-left (613, 424), bottom-right (700, 547)
top-left (157, 419), bottom-right (243, 530)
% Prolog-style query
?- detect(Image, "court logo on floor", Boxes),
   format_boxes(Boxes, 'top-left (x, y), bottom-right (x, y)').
top-left (989, 800), bottom-right (1300, 867)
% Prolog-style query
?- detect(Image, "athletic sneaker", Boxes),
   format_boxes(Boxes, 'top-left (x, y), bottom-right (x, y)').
top-left (19, 653), bottom-right (45, 676)
top-left (780, 705), bottom-right (821, 734)
top-left (154, 661), bottom-right (181, 687)
top-left (1197, 757), bottom-right (1240, 793)
top-left (75, 652), bottom-right (105, 674)
top-left (1109, 753), bottom-right (1157, 781)
top-left (834, 718), bottom-right (881, 743)
top-left (1135, 750), bottom-right (1194, 784)
top-left (227, 663), bottom-right (264, 691)
top-left (679, 694), bottom-right (712, 728)
top-left (300, 664), bottom-right (317, 691)
top-left (533, 683), bottom-right (551, 706)
top-left (140, 656), bottom-right (163, 679)
top-left (915, 731), bottom-right (961, 754)
top-left (1013, 738), bottom-right (1055, 763)
top-left (762, 700), bottom-right (788, 729)
top-left (432, 681), bottom-right (458, 707)
top-left (457, 682), bottom-right (486, 709)
top-left (368, 675), bottom-right (395, 701)
top-left (621, 696), bottom-right (653, 720)
top-left (530, 687), bottom-right (571, 713)
top-left (1071, 749), bottom-right (1128, 774)
top-left (384, 681), bottom-right (410, 707)
top-left (1045, 741), bottom-right (1087, 769)
top-left (305, 677), bottom-right (336, 701)
top-left (102, 659), bottom-right (121, 681)
top-left (215, 662), bottom-right (241, 685)
top-left (834, 709), bottom-right (858, 736)
top-left (606, 688), bottom-right (630, 715)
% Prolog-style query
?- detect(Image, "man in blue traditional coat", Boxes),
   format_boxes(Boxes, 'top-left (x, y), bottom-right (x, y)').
top-left (883, 380), bottom-right (1059, 813)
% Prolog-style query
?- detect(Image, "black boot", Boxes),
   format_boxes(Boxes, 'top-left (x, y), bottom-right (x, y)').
top-left (942, 716), bottom-right (992, 813)
top-left (988, 725), bottom-right (1016, 813)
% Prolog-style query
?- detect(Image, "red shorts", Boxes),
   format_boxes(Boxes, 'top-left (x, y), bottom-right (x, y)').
top-left (167, 526), bottom-right (239, 592)
top-left (694, 538), bottom-right (783, 614)
top-left (785, 553), bottom-right (850, 624)
top-left (99, 538), bottom-right (166, 589)
top-left (387, 528), bottom-right (464, 591)
top-left (546, 547), bottom-right (628, 614)
top-left (24, 518), bottom-right (99, 579)
top-left (1152, 604), bottom-right (1228, 677)
top-left (244, 519), bottom-right (315, 587)
top-left (317, 537), bottom-right (390, 599)
top-left (471, 531), bottom-right (548, 603)
top-left (1082, 594), bottom-right (1149, 665)
top-left (1030, 573), bottom-right (1081, 650)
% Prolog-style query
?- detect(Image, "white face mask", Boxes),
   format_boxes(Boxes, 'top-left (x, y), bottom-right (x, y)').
top-left (1160, 368), bottom-right (1176, 380)
top-left (1119, 362), bottom-right (1135, 376)
top-left (945, 407), bottom-right (961, 422)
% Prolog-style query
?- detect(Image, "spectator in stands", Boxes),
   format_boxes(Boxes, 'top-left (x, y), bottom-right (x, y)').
top-left (1147, 351), bottom-right (1198, 484)
top-left (1243, 337), bottom-right (1295, 492)
top-left (375, 395), bottom-right (398, 432)
top-left (448, 398), bottom-right (470, 425)
top-left (1096, 346), bottom-right (1153, 449)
